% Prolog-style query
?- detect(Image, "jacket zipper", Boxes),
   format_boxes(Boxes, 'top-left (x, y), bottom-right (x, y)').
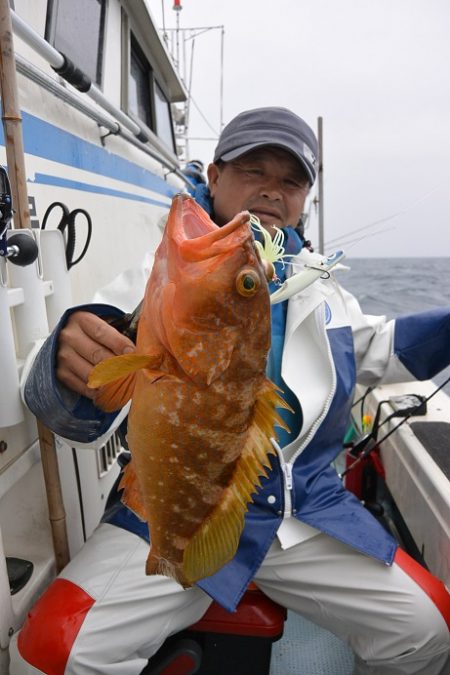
top-left (280, 303), bottom-right (337, 518)
top-left (282, 462), bottom-right (293, 489)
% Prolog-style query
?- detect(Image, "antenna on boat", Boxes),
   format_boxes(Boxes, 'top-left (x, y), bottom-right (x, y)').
top-left (173, 0), bottom-right (182, 72)
top-left (317, 116), bottom-right (325, 254)
top-left (0, 0), bottom-right (70, 572)
top-left (164, 1), bottom-right (224, 162)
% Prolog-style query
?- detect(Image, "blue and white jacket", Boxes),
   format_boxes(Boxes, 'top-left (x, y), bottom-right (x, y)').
top-left (23, 243), bottom-right (450, 611)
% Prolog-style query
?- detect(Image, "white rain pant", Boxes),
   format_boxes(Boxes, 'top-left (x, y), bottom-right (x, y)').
top-left (9, 523), bottom-right (450, 675)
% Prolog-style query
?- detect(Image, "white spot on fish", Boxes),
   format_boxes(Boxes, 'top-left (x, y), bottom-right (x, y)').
top-left (174, 390), bottom-right (185, 409)
top-left (183, 512), bottom-right (202, 523)
top-left (173, 535), bottom-right (189, 549)
top-left (212, 404), bottom-right (227, 419)
top-left (186, 343), bottom-right (204, 358)
top-left (168, 412), bottom-right (180, 425)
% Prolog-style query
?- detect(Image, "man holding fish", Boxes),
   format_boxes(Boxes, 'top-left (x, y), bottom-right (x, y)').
top-left (11, 107), bottom-right (450, 674)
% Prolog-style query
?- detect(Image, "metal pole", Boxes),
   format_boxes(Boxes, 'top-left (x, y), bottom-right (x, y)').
top-left (317, 116), bottom-right (324, 254)
top-left (0, 0), bottom-right (70, 572)
top-left (220, 27), bottom-right (224, 131)
top-left (175, 7), bottom-right (180, 70)
top-left (184, 37), bottom-right (195, 160)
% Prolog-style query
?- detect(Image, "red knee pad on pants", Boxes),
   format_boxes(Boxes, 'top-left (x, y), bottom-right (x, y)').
top-left (395, 548), bottom-right (450, 630)
top-left (17, 578), bottom-right (94, 675)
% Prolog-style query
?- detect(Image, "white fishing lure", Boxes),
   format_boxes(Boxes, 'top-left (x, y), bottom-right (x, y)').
top-left (249, 214), bottom-right (345, 304)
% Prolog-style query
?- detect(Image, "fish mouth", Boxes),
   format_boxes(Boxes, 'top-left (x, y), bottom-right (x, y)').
top-left (172, 193), bottom-right (217, 240)
top-left (170, 194), bottom-right (253, 262)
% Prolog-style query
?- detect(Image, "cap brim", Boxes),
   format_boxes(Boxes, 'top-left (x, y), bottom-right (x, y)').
top-left (218, 142), bottom-right (315, 185)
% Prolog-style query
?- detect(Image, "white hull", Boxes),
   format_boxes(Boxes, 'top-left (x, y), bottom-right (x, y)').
top-left (350, 380), bottom-right (450, 588)
top-left (0, 2), bottom-right (186, 671)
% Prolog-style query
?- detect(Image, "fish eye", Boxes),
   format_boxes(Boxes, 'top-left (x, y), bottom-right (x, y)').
top-left (236, 269), bottom-right (260, 297)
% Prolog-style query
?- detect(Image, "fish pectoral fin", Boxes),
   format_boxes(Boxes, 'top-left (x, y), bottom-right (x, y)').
top-left (118, 459), bottom-right (148, 521)
top-left (89, 354), bottom-right (160, 387)
top-left (88, 353), bottom-right (161, 412)
top-left (93, 373), bottom-right (136, 412)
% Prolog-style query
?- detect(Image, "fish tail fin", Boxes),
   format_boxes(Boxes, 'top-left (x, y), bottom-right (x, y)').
top-left (88, 353), bottom-right (162, 412)
top-left (119, 459), bottom-right (148, 522)
top-left (146, 551), bottom-right (192, 588)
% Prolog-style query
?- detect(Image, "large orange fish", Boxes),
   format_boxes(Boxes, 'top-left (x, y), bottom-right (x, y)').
top-left (88, 193), bottom-right (288, 587)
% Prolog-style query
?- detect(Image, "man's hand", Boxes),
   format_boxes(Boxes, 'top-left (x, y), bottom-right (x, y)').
top-left (56, 311), bottom-right (136, 398)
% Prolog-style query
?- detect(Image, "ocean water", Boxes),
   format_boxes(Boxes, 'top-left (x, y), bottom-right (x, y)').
top-left (335, 257), bottom-right (450, 395)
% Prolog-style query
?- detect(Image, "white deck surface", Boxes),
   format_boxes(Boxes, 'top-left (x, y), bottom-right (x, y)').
top-left (270, 611), bottom-right (355, 675)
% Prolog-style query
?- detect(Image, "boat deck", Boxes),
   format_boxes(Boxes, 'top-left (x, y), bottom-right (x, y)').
top-left (270, 611), bottom-right (354, 675)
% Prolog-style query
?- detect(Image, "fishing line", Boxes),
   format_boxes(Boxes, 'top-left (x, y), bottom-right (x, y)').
top-left (340, 373), bottom-right (450, 478)
top-left (329, 225), bottom-right (396, 252)
top-left (352, 387), bottom-right (374, 410)
top-left (325, 182), bottom-right (449, 249)
top-left (188, 93), bottom-right (219, 138)
top-left (279, 224), bottom-right (394, 261)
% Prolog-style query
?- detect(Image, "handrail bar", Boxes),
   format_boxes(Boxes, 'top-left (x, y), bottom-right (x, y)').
top-left (10, 13), bottom-right (193, 187)
top-left (11, 11), bottom-right (145, 139)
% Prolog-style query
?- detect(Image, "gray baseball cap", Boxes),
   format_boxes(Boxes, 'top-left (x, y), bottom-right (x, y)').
top-left (213, 107), bottom-right (318, 185)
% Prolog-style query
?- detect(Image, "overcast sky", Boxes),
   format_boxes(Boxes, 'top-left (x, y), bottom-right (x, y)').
top-left (152, 0), bottom-right (450, 257)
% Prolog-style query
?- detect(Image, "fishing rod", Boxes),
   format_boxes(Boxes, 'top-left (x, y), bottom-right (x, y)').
top-left (340, 373), bottom-right (450, 479)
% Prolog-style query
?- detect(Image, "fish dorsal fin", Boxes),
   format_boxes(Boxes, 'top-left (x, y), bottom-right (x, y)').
top-left (118, 459), bottom-right (148, 521)
top-left (88, 353), bottom-right (163, 412)
top-left (182, 379), bottom-right (291, 584)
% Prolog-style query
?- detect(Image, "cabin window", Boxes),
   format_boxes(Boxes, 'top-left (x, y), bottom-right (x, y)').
top-left (129, 34), bottom-right (153, 129)
top-left (154, 82), bottom-right (176, 153)
top-left (128, 32), bottom-right (176, 154)
top-left (46, 0), bottom-right (106, 85)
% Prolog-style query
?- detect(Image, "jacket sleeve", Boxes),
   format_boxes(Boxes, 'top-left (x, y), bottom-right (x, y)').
top-left (341, 286), bottom-right (450, 385)
top-left (393, 308), bottom-right (450, 380)
top-left (23, 303), bottom-right (126, 444)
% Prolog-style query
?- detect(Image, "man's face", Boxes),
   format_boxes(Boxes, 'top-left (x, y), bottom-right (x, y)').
top-left (207, 147), bottom-right (310, 234)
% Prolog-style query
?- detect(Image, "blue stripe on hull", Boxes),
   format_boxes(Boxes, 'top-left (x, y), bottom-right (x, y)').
top-left (30, 173), bottom-right (170, 207)
top-left (0, 110), bottom-right (179, 200)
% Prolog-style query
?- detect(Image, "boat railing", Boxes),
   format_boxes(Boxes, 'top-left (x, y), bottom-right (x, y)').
top-left (10, 10), bottom-right (193, 189)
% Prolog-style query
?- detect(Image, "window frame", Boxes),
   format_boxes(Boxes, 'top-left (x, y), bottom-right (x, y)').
top-left (121, 11), bottom-right (177, 156)
top-left (129, 32), bottom-right (155, 131)
top-left (45, 0), bottom-right (107, 87)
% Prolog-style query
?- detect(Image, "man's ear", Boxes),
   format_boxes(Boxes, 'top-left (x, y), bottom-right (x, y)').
top-left (207, 163), bottom-right (220, 197)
